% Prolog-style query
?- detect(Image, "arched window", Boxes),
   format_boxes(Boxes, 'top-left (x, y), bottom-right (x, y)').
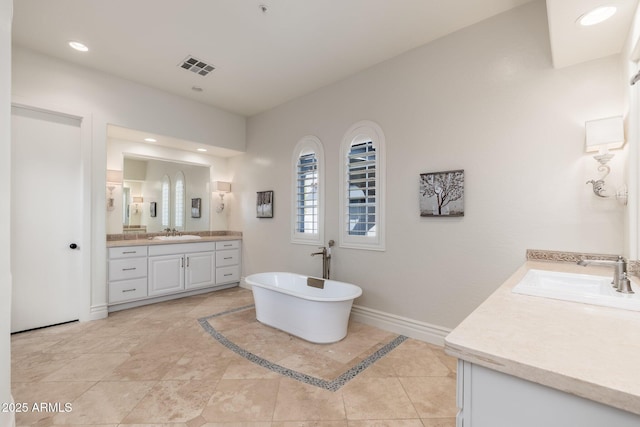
top-left (174, 171), bottom-right (185, 230)
top-left (340, 121), bottom-right (386, 251)
top-left (161, 174), bottom-right (171, 228)
top-left (291, 136), bottom-right (324, 245)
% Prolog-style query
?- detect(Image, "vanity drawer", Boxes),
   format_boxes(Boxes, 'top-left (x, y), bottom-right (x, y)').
top-left (109, 257), bottom-right (148, 281)
top-left (216, 240), bottom-right (240, 250)
top-left (216, 265), bottom-right (240, 284)
top-left (109, 246), bottom-right (148, 259)
top-left (109, 278), bottom-right (148, 303)
top-left (216, 249), bottom-right (240, 267)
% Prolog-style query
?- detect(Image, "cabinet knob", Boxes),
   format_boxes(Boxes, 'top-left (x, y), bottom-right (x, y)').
top-left (69, 243), bottom-right (79, 250)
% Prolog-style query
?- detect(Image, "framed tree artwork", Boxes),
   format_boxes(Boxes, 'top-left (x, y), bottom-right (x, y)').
top-left (256, 190), bottom-right (274, 218)
top-left (419, 169), bottom-right (464, 217)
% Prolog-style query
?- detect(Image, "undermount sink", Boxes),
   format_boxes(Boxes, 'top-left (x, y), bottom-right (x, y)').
top-left (512, 269), bottom-right (640, 311)
top-left (153, 235), bottom-right (202, 241)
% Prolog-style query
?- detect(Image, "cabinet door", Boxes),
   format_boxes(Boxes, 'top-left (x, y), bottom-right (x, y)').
top-left (148, 254), bottom-right (184, 296)
top-left (462, 362), bottom-right (640, 427)
top-left (185, 251), bottom-right (216, 290)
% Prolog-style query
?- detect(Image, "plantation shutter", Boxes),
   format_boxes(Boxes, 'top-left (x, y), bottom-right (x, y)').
top-left (346, 141), bottom-right (376, 236)
top-left (296, 152), bottom-right (318, 234)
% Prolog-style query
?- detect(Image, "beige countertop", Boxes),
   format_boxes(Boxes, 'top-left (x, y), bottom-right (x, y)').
top-left (445, 260), bottom-right (640, 415)
top-left (107, 234), bottom-right (241, 248)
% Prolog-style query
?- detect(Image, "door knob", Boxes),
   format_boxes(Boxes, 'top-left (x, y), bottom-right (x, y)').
top-left (69, 243), bottom-right (78, 250)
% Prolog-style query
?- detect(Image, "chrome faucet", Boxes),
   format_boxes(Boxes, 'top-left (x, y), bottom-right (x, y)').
top-left (311, 240), bottom-right (334, 279)
top-left (163, 228), bottom-right (179, 237)
top-left (577, 255), bottom-right (633, 294)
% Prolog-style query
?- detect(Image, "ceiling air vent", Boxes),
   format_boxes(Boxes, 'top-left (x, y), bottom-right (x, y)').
top-left (178, 55), bottom-right (215, 76)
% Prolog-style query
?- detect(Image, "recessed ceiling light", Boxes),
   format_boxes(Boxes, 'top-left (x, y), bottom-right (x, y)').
top-left (197, 148), bottom-right (207, 152)
top-left (144, 137), bottom-right (157, 143)
top-left (578, 6), bottom-right (617, 26)
top-left (68, 41), bottom-right (89, 52)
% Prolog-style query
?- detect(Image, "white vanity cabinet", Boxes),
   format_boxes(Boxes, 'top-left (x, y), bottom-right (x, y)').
top-left (456, 361), bottom-right (640, 427)
top-left (215, 240), bottom-right (241, 284)
top-left (148, 242), bottom-right (216, 296)
top-left (108, 239), bottom-right (242, 311)
top-left (108, 246), bottom-right (148, 304)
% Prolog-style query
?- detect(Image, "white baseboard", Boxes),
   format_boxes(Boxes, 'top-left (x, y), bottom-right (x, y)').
top-left (351, 304), bottom-right (451, 347)
top-left (88, 304), bottom-right (108, 321)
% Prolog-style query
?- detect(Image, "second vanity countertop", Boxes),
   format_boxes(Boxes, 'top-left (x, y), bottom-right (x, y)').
top-left (107, 234), bottom-right (242, 248)
top-left (445, 260), bottom-right (640, 416)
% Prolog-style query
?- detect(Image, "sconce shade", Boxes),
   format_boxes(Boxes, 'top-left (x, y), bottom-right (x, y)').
top-left (585, 116), bottom-right (625, 152)
top-left (106, 169), bottom-right (123, 184)
top-left (132, 196), bottom-right (144, 203)
top-left (213, 181), bottom-right (231, 193)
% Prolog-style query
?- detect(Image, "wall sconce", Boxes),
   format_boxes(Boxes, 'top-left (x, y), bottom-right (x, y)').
top-left (132, 196), bottom-right (144, 214)
top-left (213, 181), bottom-right (231, 213)
top-left (106, 169), bottom-right (123, 211)
top-left (584, 116), bottom-right (627, 204)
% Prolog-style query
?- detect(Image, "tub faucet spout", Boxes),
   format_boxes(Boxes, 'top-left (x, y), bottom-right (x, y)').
top-left (310, 248), bottom-right (326, 257)
top-left (311, 242), bottom-right (333, 279)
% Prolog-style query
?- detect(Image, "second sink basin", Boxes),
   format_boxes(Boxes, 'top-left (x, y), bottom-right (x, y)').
top-left (512, 269), bottom-right (640, 311)
top-left (153, 235), bottom-right (202, 241)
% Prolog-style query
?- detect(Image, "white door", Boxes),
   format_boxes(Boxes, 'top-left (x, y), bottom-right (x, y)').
top-left (11, 105), bottom-right (82, 333)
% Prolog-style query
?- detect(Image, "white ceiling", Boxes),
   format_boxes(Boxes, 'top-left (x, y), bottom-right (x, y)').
top-left (547, 0), bottom-right (639, 69)
top-left (11, 0), bottom-right (638, 119)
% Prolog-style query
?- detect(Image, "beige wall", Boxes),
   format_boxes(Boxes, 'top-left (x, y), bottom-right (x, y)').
top-left (229, 1), bottom-right (626, 329)
top-left (1, 1), bottom-right (12, 425)
top-left (12, 47), bottom-right (246, 153)
top-left (11, 46), bottom-right (246, 318)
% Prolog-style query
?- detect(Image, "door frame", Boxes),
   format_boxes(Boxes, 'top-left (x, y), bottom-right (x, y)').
top-left (11, 96), bottom-right (93, 323)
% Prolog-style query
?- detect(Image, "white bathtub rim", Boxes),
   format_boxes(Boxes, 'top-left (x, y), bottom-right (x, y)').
top-left (245, 271), bottom-right (362, 302)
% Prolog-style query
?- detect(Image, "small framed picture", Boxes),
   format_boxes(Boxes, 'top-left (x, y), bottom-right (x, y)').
top-left (149, 202), bottom-right (157, 218)
top-left (191, 198), bottom-right (201, 218)
top-left (256, 191), bottom-right (274, 218)
top-left (419, 169), bottom-right (464, 217)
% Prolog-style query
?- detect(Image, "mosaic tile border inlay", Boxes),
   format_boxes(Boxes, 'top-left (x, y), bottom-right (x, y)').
top-left (198, 305), bottom-right (408, 391)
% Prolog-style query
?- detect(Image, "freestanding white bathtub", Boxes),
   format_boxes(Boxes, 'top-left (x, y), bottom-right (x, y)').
top-left (245, 272), bottom-right (363, 344)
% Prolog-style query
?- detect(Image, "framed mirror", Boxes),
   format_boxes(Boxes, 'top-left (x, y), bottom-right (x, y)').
top-left (107, 156), bottom-right (211, 234)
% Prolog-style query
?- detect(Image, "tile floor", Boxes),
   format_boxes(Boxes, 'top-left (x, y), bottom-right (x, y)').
top-left (11, 287), bottom-right (457, 426)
